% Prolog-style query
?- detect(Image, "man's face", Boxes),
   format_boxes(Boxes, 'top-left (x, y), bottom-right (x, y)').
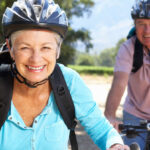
top-left (135, 19), bottom-right (150, 48)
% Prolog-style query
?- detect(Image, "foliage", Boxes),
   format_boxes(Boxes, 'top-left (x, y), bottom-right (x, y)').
top-left (0, 0), bottom-right (14, 43)
top-left (68, 65), bottom-right (114, 75)
top-left (55, 0), bottom-right (94, 19)
top-left (75, 52), bottom-right (95, 66)
top-left (113, 38), bottom-right (126, 58)
top-left (57, 27), bottom-right (93, 65)
top-left (0, 0), bottom-right (94, 65)
top-left (98, 38), bottom-right (126, 67)
top-left (98, 47), bottom-right (116, 67)
top-left (55, 0), bottom-right (94, 64)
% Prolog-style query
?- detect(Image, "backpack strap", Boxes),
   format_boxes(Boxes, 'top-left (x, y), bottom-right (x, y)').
top-left (0, 65), bottom-right (13, 129)
top-left (0, 63), bottom-right (78, 150)
top-left (127, 27), bottom-right (136, 39)
top-left (127, 28), bottom-right (144, 73)
top-left (49, 64), bottom-right (78, 150)
top-left (0, 50), bottom-right (13, 65)
top-left (131, 38), bottom-right (143, 73)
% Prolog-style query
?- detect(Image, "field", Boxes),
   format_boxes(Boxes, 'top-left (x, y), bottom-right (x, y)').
top-left (80, 74), bottom-right (125, 118)
top-left (68, 65), bottom-right (114, 75)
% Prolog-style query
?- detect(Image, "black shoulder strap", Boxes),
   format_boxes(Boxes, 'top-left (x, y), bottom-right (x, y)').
top-left (132, 37), bottom-right (143, 73)
top-left (0, 65), bottom-right (13, 129)
top-left (0, 50), bottom-right (13, 65)
top-left (127, 28), bottom-right (143, 73)
top-left (0, 63), bottom-right (78, 150)
top-left (49, 64), bottom-right (78, 150)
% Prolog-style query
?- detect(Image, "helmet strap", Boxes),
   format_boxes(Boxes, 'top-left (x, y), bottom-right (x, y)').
top-left (11, 63), bottom-right (49, 88)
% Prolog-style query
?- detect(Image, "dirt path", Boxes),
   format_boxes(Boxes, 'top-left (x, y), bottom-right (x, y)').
top-left (80, 75), bottom-right (126, 116)
top-left (68, 75), bottom-right (126, 150)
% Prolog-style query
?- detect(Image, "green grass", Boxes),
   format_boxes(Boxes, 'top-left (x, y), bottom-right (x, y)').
top-left (68, 65), bottom-right (114, 75)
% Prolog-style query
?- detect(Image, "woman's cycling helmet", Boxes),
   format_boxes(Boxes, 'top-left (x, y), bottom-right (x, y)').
top-left (2, 0), bottom-right (68, 38)
top-left (1, 0), bottom-right (68, 88)
top-left (131, 0), bottom-right (150, 19)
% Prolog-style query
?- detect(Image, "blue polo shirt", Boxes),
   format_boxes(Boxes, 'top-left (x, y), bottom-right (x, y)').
top-left (0, 64), bottom-right (123, 150)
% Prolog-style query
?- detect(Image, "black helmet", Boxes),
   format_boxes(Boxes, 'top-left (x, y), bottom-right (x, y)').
top-left (2, 0), bottom-right (68, 38)
top-left (131, 0), bottom-right (150, 19)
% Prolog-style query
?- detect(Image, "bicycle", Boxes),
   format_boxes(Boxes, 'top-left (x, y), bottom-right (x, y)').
top-left (119, 120), bottom-right (150, 150)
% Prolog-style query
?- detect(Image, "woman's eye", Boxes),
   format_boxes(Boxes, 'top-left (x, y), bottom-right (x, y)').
top-left (43, 47), bottom-right (51, 50)
top-left (20, 47), bottom-right (29, 50)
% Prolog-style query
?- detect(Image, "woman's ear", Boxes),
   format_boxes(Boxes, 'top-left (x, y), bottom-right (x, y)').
top-left (6, 39), bottom-right (14, 60)
top-left (6, 39), bottom-right (11, 51)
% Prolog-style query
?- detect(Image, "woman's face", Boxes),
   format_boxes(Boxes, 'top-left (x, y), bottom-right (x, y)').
top-left (9, 29), bottom-right (58, 83)
top-left (135, 19), bottom-right (150, 49)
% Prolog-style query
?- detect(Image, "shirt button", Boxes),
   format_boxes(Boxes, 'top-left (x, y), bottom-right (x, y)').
top-left (47, 109), bottom-right (51, 113)
top-left (34, 120), bottom-right (37, 123)
top-left (17, 122), bottom-right (20, 125)
top-left (9, 116), bottom-right (12, 120)
top-left (32, 139), bottom-right (35, 142)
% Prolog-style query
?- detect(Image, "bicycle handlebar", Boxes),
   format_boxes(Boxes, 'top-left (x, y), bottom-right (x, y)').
top-left (119, 120), bottom-right (150, 131)
top-left (119, 124), bottom-right (148, 130)
top-left (119, 120), bottom-right (150, 138)
top-left (119, 120), bottom-right (150, 150)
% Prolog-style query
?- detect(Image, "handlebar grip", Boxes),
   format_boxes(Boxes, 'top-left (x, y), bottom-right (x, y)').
top-left (118, 124), bottom-right (124, 130)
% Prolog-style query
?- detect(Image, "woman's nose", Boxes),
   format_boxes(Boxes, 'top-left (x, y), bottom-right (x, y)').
top-left (29, 50), bottom-right (42, 63)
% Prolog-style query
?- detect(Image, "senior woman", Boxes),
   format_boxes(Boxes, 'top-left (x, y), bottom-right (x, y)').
top-left (0, 0), bottom-right (129, 150)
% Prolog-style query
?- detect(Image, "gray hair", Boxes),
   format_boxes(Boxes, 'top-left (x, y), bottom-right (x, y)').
top-left (10, 30), bottom-right (63, 58)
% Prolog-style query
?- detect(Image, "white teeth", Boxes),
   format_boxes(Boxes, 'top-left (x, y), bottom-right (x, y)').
top-left (28, 66), bottom-right (44, 70)
top-left (144, 35), bottom-right (150, 38)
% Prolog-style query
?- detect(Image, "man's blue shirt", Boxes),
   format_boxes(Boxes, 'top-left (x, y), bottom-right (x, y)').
top-left (0, 64), bottom-right (123, 150)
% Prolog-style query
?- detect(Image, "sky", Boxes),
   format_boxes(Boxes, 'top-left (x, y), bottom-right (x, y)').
top-left (72, 0), bottom-right (135, 53)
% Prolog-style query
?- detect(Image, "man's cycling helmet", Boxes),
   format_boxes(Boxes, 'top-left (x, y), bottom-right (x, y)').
top-left (2, 0), bottom-right (68, 39)
top-left (131, 0), bottom-right (150, 19)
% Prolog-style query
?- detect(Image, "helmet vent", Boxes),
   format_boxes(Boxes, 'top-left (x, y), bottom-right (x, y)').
top-left (2, 0), bottom-right (68, 38)
top-left (33, 5), bottom-right (42, 21)
top-left (22, 8), bottom-right (28, 15)
top-left (131, 0), bottom-right (150, 19)
top-left (139, 2), bottom-right (145, 17)
top-left (146, 4), bottom-right (150, 17)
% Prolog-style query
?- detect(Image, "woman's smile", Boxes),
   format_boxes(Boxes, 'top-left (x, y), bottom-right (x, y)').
top-left (26, 65), bottom-right (46, 73)
top-left (9, 29), bottom-right (58, 83)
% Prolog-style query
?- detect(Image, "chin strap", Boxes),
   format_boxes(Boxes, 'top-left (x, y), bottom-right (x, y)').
top-left (11, 63), bottom-right (49, 88)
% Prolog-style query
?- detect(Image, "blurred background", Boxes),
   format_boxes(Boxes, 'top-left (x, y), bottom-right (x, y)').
top-left (0, 1), bottom-right (134, 149)
top-left (0, 0), bottom-right (134, 68)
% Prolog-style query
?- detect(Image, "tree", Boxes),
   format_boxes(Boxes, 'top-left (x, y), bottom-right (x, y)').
top-left (0, 0), bottom-right (15, 43)
top-left (0, 0), bottom-right (94, 65)
top-left (98, 38), bottom-right (126, 67)
top-left (98, 48), bottom-right (115, 67)
top-left (55, 0), bottom-right (94, 64)
top-left (58, 27), bottom-right (93, 65)
top-left (113, 38), bottom-right (126, 59)
top-left (75, 52), bottom-right (95, 66)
